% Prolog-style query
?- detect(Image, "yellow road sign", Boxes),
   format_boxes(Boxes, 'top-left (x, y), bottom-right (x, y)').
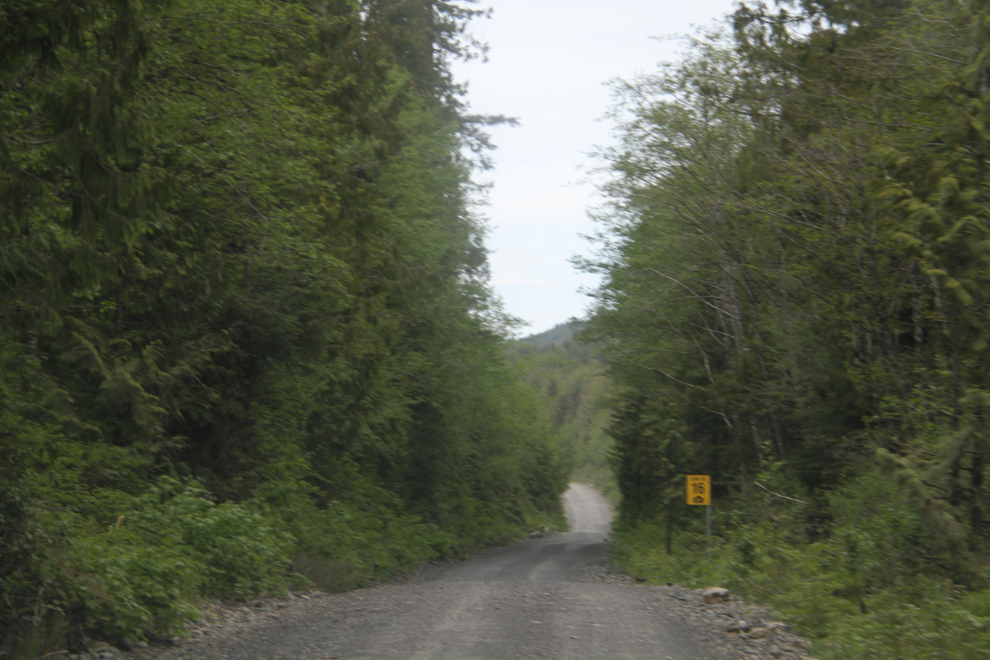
top-left (686, 475), bottom-right (711, 505)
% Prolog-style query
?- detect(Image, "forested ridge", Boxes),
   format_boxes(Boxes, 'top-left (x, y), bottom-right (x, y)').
top-left (0, 0), bottom-right (568, 655)
top-left (508, 323), bottom-right (616, 502)
top-left (582, 0), bottom-right (990, 657)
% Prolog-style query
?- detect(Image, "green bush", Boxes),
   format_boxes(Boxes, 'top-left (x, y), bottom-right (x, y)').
top-left (290, 493), bottom-right (458, 586)
top-left (125, 478), bottom-right (292, 599)
top-left (33, 477), bottom-right (296, 645)
top-left (67, 531), bottom-right (200, 639)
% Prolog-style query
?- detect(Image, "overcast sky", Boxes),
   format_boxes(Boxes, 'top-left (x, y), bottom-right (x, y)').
top-left (451, 0), bottom-right (741, 336)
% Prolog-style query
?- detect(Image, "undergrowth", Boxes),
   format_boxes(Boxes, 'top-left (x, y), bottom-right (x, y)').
top-left (2, 472), bottom-right (563, 659)
top-left (613, 470), bottom-right (990, 660)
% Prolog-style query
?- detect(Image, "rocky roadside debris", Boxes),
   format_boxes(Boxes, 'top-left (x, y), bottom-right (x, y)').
top-left (657, 585), bottom-right (819, 660)
top-left (588, 566), bottom-right (818, 660)
top-left (525, 525), bottom-right (552, 539)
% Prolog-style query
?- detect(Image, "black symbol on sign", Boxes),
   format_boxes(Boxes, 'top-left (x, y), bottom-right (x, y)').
top-left (692, 483), bottom-right (706, 494)
top-left (693, 496), bottom-right (706, 504)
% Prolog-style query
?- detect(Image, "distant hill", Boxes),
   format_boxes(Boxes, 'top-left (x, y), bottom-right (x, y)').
top-left (508, 321), bottom-right (616, 502)
top-left (519, 322), bottom-right (586, 350)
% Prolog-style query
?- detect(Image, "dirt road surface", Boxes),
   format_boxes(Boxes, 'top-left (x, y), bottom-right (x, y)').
top-left (144, 484), bottom-right (808, 660)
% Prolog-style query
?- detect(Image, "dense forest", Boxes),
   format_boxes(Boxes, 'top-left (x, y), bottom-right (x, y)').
top-left (508, 322), bottom-right (616, 501)
top-left (582, 0), bottom-right (990, 657)
top-left (0, 0), bottom-right (568, 656)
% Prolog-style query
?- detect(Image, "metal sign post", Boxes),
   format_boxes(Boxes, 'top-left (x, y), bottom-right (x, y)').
top-left (686, 475), bottom-right (711, 537)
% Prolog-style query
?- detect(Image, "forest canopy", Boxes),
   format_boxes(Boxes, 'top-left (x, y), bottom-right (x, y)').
top-left (582, 1), bottom-right (990, 657)
top-left (0, 0), bottom-right (566, 655)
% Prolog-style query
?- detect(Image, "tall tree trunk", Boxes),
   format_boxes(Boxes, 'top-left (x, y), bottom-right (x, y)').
top-left (972, 446), bottom-right (985, 540)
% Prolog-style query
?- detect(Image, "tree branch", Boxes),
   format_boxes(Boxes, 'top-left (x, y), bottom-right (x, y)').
top-left (752, 481), bottom-right (808, 504)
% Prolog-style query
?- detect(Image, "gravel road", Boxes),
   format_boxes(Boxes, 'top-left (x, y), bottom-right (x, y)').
top-left (128, 483), bottom-right (815, 660)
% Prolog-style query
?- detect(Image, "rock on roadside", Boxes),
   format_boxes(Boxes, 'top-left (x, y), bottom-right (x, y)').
top-left (651, 584), bottom-right (819, 660)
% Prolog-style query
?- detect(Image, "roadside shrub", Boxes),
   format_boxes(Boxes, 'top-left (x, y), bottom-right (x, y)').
top-left (126, 477), bottom-right (292, 599)
top-left (291, 495), bottom-right (458, 588)
top-left (28, 477), bottom-right (293, 645)
top-left (67, 530), bottom-right (200, 639)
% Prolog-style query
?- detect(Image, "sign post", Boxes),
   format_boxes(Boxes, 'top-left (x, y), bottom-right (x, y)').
top-left (686, 475), bottom-right (712, 537)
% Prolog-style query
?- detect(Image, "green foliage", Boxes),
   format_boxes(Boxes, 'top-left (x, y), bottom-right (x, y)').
top-left (615, 470), bottom-right (990, 659)
top-left (125, 479), bottom-right (291, 599)
top-left (0, 0), bottom-right (567, 654)
top-left (586, 2), bottom-right (990, 655)
top-left (67, 530), bottom-right (201, 641)
top-left (9, 478), bottom-right (291, 646)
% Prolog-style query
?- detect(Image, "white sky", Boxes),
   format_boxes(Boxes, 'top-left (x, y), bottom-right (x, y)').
top-left (452, 0), bottom-right (741, 336)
